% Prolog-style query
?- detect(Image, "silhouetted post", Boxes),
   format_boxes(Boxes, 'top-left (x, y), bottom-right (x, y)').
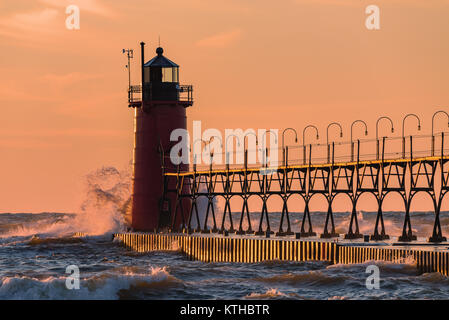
top-left (332, 142), bottom-right (335, 164)
top-left (243, 150), bottom-right (248, 194)
top-left (309, 144), bottom-right (312, 166)
top-left (193, 154), bottom-right (197, 172)
top-left (282, 147), bottom-right (286, 166)
top-left (140, 42), bottom-right (145, 101)
top-left (357, 139), bottom-right (360, 163)
top-left (209, 152), bottom-right (213, 172)
top-left (376, 138), bottom-right (379, 160)
top-left (443, 132), bottom-right (445, 158)
top-left (265, 148), bottom-right (268, 168)
top-left (402, 136), bottom-right (406, 159)
top-left (351, 141), bottom-right (354, 162)
top-left (303, 145), bottom-right (306, 165)
top-left (244, 149), bottom-right (248, 170)
top-left (432, 134), bottom-right (435, 156)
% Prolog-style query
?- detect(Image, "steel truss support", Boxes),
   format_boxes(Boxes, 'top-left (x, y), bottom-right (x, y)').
top-left (219, 196), bottom-right (235, 234)
top-left (202, 196), bottom-right (218, 233)
top-left (170, 170), bottom-right (187, 232)
top-left (321, 196), bottom-right (339, 238)
top-left (187, 197), bottom-right (201, 233)
top-left (255, 196), bottom-right (273, 235)
top-left (237, 197), bottom-right (253, 235)
top-left (429, 192), bottom-right (447, 242)
top-left (371, 196), bottom-right (390, 240)
top-left (299, 198), bottom-right (316, 237)
top-left (398, 193), bottom-right (417, 242)
top-left (276, 197), bottom-right (293, 236)
top-left (344, 197), bottom-right (363, 239)
top-left (429, 137), bottom-right (447, 242)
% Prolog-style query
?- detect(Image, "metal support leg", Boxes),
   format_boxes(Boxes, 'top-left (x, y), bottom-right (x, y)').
top-left (219, 198), bottom-right (235, 234)
top-left (300, 200), bottom-right (316, 237)
top-left (171, 196), bottom-right (187, 232)
top-left (321, 199), bottom-right (339, 238)
top-left (371, 198), bottom-right (389, 240)
top-left (187, 199), bottom-right (201, 233)
top-left (237, 198), bottom-right (253, 235)
top-left (344, 201), bottom-right (363, 239)
top-left (429, 197), bottom-right (447, 242)
top-left (255, 198), bottom-right (273, 235)
top-left (398, 199), bottom-right (417, 242)
top-left (202, 197), bottom-right (217, 233)
top-left (277, 198), bottom-right (293, 236)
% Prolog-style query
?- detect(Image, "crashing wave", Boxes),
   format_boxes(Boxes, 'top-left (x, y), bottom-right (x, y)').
top-left (0, 266), bottom-right (180, 300)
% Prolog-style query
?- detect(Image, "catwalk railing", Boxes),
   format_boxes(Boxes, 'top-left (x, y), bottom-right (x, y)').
top-left (127, 84), bottom-right (193, 104)
top-left (160, 132), bottom-right (449, 243)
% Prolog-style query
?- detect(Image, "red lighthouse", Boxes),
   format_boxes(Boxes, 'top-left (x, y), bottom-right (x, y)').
top-left (128, 42), bottom-right (193, 231)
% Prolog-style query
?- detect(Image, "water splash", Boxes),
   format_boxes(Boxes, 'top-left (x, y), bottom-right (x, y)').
top-left (245, 288), bottom-right (291, 299)
top-left (0, 165), bottom-right (132, 239)
top-left (75, 166), bottom-right (131, 236)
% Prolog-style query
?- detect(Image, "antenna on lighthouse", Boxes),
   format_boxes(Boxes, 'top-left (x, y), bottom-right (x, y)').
top-left (122, 48), bottom-right (134, 90)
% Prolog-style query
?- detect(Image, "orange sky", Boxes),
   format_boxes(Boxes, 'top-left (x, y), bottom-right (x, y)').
top-left (1, 0), bottom-right (449, 213)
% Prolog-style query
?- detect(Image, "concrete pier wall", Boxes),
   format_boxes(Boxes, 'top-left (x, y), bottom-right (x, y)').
top-left (112, 233), bottom-right (449, 276)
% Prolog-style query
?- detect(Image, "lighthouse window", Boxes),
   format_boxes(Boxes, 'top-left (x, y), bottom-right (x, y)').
top-left (162, 68), bottom-right (172, 82)
top-left (145, 66), bottom-right (179, 83)
top-left (161, 67), bottom-right (178, 83)
top-left (173, 67), bottom-right (179, 83)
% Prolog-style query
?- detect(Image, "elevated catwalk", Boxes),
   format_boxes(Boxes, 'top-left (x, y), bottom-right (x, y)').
top-left (162, 140), bottom-right (449, 243)
top-left (113, 232), bottom-right (449, 276)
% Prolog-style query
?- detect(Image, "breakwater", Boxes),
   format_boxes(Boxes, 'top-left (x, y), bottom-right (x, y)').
top-left (112, 232), bottom-right (449, 276)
